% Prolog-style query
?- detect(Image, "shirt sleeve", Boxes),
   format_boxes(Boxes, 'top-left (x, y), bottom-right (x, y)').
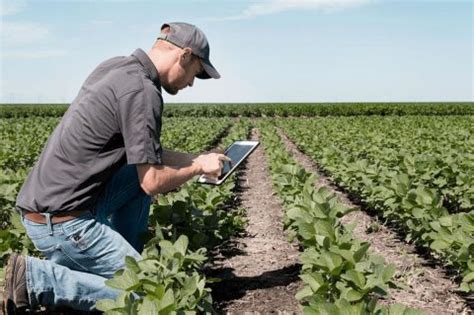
top-left (116, 87), bottom-right (163, 165)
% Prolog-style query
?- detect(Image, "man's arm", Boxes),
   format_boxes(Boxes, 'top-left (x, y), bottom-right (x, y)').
top-left (137, 163), bottom-right (199, 195)
top-left (161, 148), bottom-right (224, 167)
top-left (161, 149), bottom-right (197, 167)
top-left (137, 151), bottom-right (230, 195)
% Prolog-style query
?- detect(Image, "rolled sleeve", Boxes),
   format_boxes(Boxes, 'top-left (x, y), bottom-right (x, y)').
top-left (116, 87), bottom-right (163, 165)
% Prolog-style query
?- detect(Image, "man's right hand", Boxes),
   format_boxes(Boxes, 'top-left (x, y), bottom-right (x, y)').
top-left (192, 152), bottom-right (231, 180)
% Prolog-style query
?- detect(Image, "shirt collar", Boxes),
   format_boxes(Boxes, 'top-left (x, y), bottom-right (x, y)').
top-left (131, 48), bottom-right (162, 91)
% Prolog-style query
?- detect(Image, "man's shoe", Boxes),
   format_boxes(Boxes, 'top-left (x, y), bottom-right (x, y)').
top-left (3, 254), bottom-right (29, 314)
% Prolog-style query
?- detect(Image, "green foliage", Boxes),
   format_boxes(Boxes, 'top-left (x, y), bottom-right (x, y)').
top-left (96, 119), bottom-right (252, 312)
top-left (0, 114), bottom-right (251, 313)
top-left (96, 235), bottom-right (213, 314)
top-left (258, 122), bottom-right (421, 314)
top-left (280, 116), bottom-right (474, 292)
top-left (150, 179), bottom-right (246, 251)
top-left (1, 102), bottom-right (473, 118)
top-left (148, 119), bottom-right (251, 250)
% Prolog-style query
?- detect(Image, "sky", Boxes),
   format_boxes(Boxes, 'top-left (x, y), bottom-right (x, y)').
top-left (0, 0), bottom-right (472, 103)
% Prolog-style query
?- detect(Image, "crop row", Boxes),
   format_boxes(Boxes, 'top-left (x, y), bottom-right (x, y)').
top-left (1, 102), bottom-right (473, 118)
top-left (258, 121), bottom-right (421, 314)
top-left (97, 119), bottom-right (252, 313)
top-left (0, 113), bottom-right (252, 313)
top-left (279, 116), bottom-right (474, 292)
top-left (0, 117), bottom-right (233, 271)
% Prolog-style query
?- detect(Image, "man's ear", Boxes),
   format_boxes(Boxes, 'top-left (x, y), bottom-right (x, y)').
top-left (180, 47), bottom-right (193, 62)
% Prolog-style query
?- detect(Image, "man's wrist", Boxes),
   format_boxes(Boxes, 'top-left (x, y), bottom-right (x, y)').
top-left (191, 160), bottom-right (202, 176)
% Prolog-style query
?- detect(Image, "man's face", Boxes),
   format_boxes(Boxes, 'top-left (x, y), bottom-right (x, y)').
top-left (163, 51), bottom-right (203, 95)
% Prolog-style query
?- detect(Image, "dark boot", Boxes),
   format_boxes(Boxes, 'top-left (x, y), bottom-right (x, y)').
top-left (2, 254), bottom-right (29, 314)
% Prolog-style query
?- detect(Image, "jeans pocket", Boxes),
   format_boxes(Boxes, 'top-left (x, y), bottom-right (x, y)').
top-left (63, 219), bottom-right (97, 252)
top-left (30, 236), bottom-right (59, 258)
top-left (63, 218), bottom-right (140, 278)
top-left (22, 215), bottom-right (48, 236)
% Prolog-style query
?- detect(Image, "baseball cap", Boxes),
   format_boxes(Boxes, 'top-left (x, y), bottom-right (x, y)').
top-left (157, 22), bottom-right (220, 79)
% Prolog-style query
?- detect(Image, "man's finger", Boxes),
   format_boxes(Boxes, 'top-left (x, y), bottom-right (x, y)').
top-left (218, 154), bottom-right (232, 162)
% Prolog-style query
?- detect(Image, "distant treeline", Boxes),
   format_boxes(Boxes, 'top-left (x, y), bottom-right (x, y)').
top-left (0, 102), bottom-right (473, 118)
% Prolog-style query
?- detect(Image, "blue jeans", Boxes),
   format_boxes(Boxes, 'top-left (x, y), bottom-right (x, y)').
top-left (21, 164), bottom-right (151, 311)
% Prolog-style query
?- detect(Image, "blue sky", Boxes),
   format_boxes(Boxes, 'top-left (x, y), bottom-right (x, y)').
top-left (0, 0), bottom-right (472, 103)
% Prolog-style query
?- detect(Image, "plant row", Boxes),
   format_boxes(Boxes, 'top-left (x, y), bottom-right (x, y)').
top-left (258, 121), bottom-right (421, 314)
top-left (1, 116), bottom-right (250, 313)
top-left (279, 116), bottom-right (474, 292)
top-left (1, 102), bottom-right (474, 118)
top-left (96, 119), bottom-right (252, 314)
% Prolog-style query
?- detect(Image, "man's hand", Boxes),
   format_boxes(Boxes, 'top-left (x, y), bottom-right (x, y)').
top-left (192, 152), bottom-right (231, 181)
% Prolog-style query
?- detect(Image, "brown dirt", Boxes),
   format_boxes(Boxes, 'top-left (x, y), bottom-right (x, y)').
top-left (277, 128), bottom-right (472, 315)
top-left (207, 129), bottom-right (303, 314)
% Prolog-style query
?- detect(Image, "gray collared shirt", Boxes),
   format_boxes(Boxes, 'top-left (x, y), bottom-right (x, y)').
top-left (16, 48), bottom-right (164, 213)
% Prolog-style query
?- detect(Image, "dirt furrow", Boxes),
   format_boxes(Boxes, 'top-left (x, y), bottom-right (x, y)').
top-left (207, 129), bottom-right (303, 314)
top-left (277, 128), bottom-right (470, 315)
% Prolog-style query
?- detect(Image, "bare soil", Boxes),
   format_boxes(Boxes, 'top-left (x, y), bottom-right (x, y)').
top-left (277, 128), bottom-right (472, 315)
top-left (206, 129), bottom-right (303, 314)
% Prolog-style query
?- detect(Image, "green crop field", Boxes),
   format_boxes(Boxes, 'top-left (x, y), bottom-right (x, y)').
top-left (0, 103), bottom-right (473, 314)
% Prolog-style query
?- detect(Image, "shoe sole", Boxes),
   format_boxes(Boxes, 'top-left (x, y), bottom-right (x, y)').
top-left (4, 254), bottom-right (18, 315)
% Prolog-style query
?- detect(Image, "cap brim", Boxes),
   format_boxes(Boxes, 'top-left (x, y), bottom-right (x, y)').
top-left (196, 58), bottom-right (220, 79)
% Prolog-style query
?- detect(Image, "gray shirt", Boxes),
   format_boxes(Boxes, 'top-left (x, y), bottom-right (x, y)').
top-left (16, 48), bottom-right (163, 214)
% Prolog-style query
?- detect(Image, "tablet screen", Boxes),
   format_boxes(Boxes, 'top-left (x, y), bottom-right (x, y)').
top-left (220, 142), bottom-right (255, 179)
top-left (198, 140), bottom-right (259, 185)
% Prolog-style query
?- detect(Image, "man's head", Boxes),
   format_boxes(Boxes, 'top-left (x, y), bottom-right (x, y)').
top-left (148, 22), bottom-right (220, 95)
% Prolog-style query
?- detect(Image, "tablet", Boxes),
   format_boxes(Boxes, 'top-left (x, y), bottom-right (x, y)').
top-left (197, 140), bottom-right (259, 185)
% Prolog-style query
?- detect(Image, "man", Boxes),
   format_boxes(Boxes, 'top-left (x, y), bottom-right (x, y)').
top-left (2, 22), bottom-right (229, 313)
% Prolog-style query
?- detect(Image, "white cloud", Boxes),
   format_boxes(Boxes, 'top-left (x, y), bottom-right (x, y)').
top-left (0, 0), bottom-right (26, 16)
top-left (210, 0), bottom-right (373, 21)
top-left (2, 49), bottom-right (68, 59)
top-left (1, 22), bottom-right (50, 46)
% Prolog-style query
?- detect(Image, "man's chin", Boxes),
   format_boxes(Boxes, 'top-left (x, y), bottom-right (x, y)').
top-left (164, 87), bottom-right (178, 95)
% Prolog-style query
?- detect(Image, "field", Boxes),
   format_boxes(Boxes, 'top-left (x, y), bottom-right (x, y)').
top-left (0, 103), bottom-right (473, 314)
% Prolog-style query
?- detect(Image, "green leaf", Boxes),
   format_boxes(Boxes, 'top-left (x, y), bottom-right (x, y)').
top-left (139, 297), bottom-right (159, 315)
top-left (95, 299), bottom-right (119, 312)
top-left (299, 273), bottom-right (324, 292)
top-left (438, 216), bottom-right (453, 227)
top-left (295, 286), bottom-right (313, 300)
top-left (412, 208), bottom-right (425, 219)
top-left (462, 272), bottom-right (474, 283)
top-left (298, 222), bottom-right (316, 240)
top-left (174, 235), bottom-right (189, 256)
top-left (105, 269), bottom-right (139, 291)
top-left (342, 270), bottom-right (366, 288)
top-left (345, 289), bottom-right (363, 302)
top-left (430, 240), bottom-right (450, 251)
top-left (353, 243), bottom-right (370, 262)
top-left (382, 264), bottom-right (396, 282)
top-left (125, 256), bottom-right (140, 274)
top-left (9, 211), bottom-right (24, 231)
top-left (159, 289), bottom-right (175, 311)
